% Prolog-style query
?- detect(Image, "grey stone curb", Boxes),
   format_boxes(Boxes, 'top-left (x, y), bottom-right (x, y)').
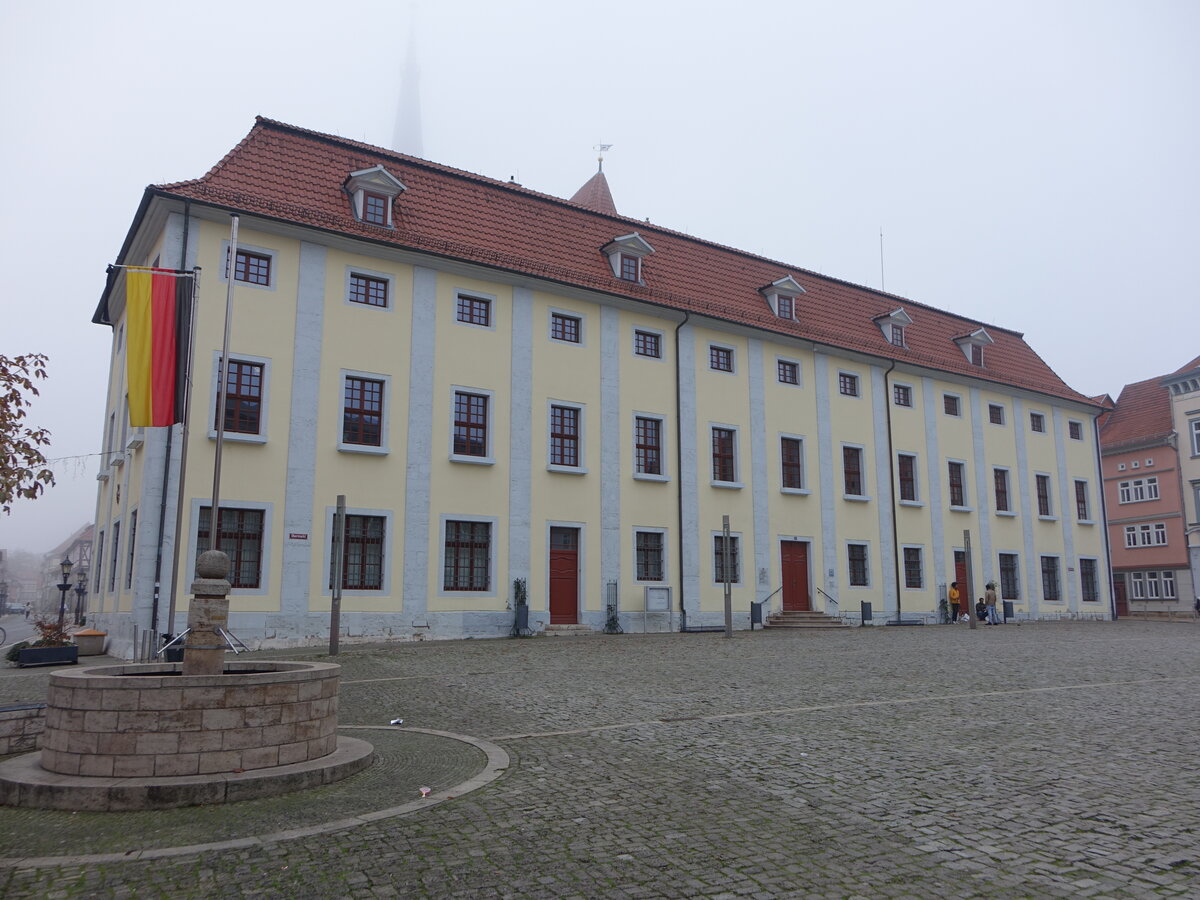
top-left (0, 727), bottom-right (509, 870)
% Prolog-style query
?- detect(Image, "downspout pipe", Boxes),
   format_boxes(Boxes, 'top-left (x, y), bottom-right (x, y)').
top-left (674, 310), bottom-right (690, 631)
top-left (882, 359), bottom-right (902, 622)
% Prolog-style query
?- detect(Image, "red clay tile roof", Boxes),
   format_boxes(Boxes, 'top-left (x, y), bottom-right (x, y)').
top-left (569, 170), bottom-right (618, 216)
top-left (1100, 377), bottom-right (1174, 449)
top-left (148, 117), bottom-right (1092, 405)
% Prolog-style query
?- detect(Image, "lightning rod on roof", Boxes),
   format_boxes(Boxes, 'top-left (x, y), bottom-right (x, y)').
top-left (594, 143), bottom-right (613, 172)
top-left (879, 227), bottom-right (886, 292)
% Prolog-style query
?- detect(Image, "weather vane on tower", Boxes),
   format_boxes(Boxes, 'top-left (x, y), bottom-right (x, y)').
top-left (594, 143), bottom-right (613, 172)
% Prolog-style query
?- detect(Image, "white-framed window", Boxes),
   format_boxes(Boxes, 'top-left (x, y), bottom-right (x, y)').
top-left (549, 309), bottom-right (584, 345)
top-left (993, 467), bottom-right (1013, 514)
top-left (1074, 480), bottom-right (1092, 522)
top-left (455, 291), bottom-right (494, 329)
top-left (948, 460), bottom-right (969, 509)
top-left (633, 413), bottom-right (668, 480)
top-left (339, 370), bottom-right (390, 454)
top-left (1040, 555), bottom-right (1061, 602)
top-left (208, 353), bottom-right (271, 444)
top-left (988, 403), bottom-right (1005, 426)
top-left (893, 383), bottom-right (913, 407)
top-left (634, 528), bottom-right (668, 582)
top-left (450, 387), bottom-right (494, 464)
top-left (1030, 411), bottom-right (1046, 433)
top-left (439, 515), bottom-right (496, 596)
top-left (1118, 477), bottom-right (1159, 503)
top-left (897, 452), bottom-right (919, 503)
top-left (780, 434), bottom-right (807, 493)
top-left (710, 424), bottom-right (742, 487)
top-left (847, 542), bottom-right (870, 587)
top-left (998, 552), bottom-right (1020, 599)
top-left (1068, 420), bottom-right (1084, 441)
top-left (843, 444), bottom-right (867, 499)
top-left (776, 358), bottom-right (801, 386)
top-left (943, 394), bottom-right (962, 417)
top-left (709, 344), bottom-right (735, 373)
top-left (324, 506), bottom-right (392, 595)
top-left (1079, 558), bottom-right (1100, 603)
top-left (1191, 419), bottom-right (1200, 456)
top-left (190, 499), bottom-right (274, 596)
top-left (902, 545), bottom-right (924, 589)
top-left (345, 267), bottom-right (394, 310)
top-left (712, 533), bottom-right (741, 584)
top-left (838, 371), bottom-right (860, 397)
top-left (633, 328), bottom-right (663, 359)
top-left (1035, 473), bottom-right (1053, 517)
top-left (548, 400), bottom-right (587, 473)
top-left (221, 241), bottom-right (277, 291)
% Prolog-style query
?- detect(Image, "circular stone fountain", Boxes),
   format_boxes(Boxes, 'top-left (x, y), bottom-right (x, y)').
top-left (0, 552), bottom-right (373, 811)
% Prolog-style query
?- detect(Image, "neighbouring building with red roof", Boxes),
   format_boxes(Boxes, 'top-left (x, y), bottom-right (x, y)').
top-left (1100, 363), bottom-right (1199, 615)
top-left (87, 118), bottom-right (1111, 655)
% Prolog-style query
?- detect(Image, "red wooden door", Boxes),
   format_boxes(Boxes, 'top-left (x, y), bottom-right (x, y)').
top-left (549, 527), bottom-right (579, 624)
top-left (1114, 577), bottom-right (1129, 617)
top-left (781, 540), bottom-right (811, 611)
top-left (953, 552), bottom-right (969, 616)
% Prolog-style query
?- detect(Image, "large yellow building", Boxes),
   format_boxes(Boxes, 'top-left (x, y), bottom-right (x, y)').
top-left (89, 118), bottom-right (1111, 655)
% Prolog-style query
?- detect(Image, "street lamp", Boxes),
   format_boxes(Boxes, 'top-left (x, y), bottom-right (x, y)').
top-left (56, 555), bottom-right (73, 637)
top-left (74, 569), bottom-right (88, 626)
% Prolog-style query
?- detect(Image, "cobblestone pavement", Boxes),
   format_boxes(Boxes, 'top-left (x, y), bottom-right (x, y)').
top-left (1, 620), bottom-right (1198, 898)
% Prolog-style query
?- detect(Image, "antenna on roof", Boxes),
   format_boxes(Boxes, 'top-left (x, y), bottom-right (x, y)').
top-left (879, 227), bottom-right (886, 292)
top-left (594, 143), bottom-right (613, 173)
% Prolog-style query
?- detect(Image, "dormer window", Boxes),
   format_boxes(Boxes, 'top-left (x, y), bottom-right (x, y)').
top-left (362, 192), bottom-right (389, 226)
top-left (344, 165), bottom-right (407, 228)
top-left (759, 276), bottom-right (805, 321)
top-left (953, 327), bottom-right (994, 367)
top-left (874, 308), bottom-right (913, 348)
top-left (603, 233), bottom-right (654, 283)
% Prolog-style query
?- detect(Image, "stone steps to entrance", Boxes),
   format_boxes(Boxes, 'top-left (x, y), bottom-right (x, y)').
top-left (764, 610), bottom-right (851, 629)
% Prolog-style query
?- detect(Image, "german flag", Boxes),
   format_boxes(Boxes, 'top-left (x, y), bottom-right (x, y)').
top-left (126, 268), bottom-right (192, 427)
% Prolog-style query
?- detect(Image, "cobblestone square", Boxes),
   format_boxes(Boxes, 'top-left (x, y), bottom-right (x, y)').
top-left (1, 620), bottom-right (1198, 898)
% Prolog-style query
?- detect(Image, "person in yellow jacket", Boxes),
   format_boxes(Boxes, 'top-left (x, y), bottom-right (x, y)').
top-left (949, 582), bottom-right (962, 621)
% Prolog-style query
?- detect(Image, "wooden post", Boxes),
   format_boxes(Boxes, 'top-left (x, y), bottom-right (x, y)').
top-left (963, 529), bottom-right (977, 631)
top-left (723, 515), bottom-right (733, 638)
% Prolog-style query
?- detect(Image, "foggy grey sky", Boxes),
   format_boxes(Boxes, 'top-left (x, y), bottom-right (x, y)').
top-left (1, 0), bottom-right (1195, 555)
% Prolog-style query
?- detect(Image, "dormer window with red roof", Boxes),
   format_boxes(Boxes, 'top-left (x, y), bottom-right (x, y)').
top-left (603, 233), bottom-right (654, 284)
top-left (953, 327), bottom-right (994, 367)
top-left (759, 276), bottom-right (805, 322)
top-left (874, 308), bottom-right (912, 348)
top-left (344, 165), bottom-right (407, 229)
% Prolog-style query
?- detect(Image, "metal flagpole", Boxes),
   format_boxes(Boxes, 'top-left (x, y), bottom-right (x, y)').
top-left (165, 265), bottom-right (202, 641)
top-left (209, 214), bottom-right (240, 552)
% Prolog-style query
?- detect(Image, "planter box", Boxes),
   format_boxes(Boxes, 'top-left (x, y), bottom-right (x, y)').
top-left (73, 630), bottom-right (107, 656)
top-left (17, 645), bottom-right (79, 668)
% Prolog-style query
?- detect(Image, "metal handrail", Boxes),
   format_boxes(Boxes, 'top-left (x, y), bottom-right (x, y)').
top-left (815, 585), bottom-right (837, 607)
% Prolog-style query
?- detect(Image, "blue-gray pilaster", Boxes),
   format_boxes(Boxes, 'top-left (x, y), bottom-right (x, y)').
top-left (871, 365), bottom-right (897, 615)
top-left (677, 324), bottom-right (700, 619)
top-left (1012, 397), bottom-right (1039, 617)
top-left (814, 353), bottom-right (838, 599)
top-left (922, 377), bottom-right (947, 593)
top-left (279, 242), bottom-right (327, 617)
top-left (1052, 407), bottom-right (1078, 613)
top-left (969, 388), bottom-right (994, 585)
top-left (507, 287), bottom-right (533, 591)
top-left (403, 266), bottom-right (438, 619)
top-left (600, 306), bottom-right (621, 589)
top-left (748, 339), bottom-right (770, 596)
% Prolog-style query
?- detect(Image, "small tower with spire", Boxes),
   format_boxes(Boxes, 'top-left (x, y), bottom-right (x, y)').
top-left (569, 143), bottom-right (618, 216)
